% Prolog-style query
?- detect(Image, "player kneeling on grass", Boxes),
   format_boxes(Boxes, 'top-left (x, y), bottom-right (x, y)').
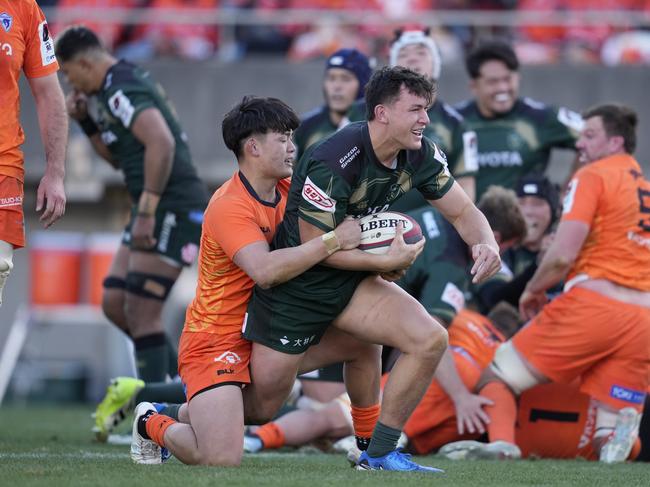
top-left (130, 96), bottom-right (411, 466)
top-left (442, 104), bottom-right (650, 464)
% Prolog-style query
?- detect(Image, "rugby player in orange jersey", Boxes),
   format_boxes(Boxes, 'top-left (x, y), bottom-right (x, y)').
top-left (0, 0), bottom-right (67, 307)
top-left (130, 96), bottom-right (421, 466)
top-left (444, 103), bottom-right (650, 463)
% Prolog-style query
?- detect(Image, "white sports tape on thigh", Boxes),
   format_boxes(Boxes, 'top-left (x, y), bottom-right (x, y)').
top-left (490, 341), bottom-right (539, 395)
top-left (0, 240), bottom-right (14, 272)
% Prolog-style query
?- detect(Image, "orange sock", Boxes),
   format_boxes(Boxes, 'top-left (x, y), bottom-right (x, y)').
top-left (351, 404), bottom-right (380, 440)
top-left (145, 414), bottom-right (176, 448)
top-left (481, 382), bottom-right (517, 444)
top-left (255, 422), bottom-right (285, 450)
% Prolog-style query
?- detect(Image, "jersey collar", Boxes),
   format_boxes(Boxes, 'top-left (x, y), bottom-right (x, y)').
top-left (238, 171), bottom-right (282, 208)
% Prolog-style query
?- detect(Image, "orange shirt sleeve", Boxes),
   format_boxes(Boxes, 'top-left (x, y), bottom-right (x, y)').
top-left (561, 168), bottom-right (603, 226)
top-left (203, 196), bottom-right (268, 260)
top-left (22, 1), bottom-right (58, 78)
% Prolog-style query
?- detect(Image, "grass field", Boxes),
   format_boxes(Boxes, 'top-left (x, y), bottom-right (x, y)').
top-left (1, 405), bottom-right (649, 486)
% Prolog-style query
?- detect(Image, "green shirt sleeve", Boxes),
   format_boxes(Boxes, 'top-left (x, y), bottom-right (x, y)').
top-left (415, 138), bottom-right (455, 200)
top-left (540, 106), bottom-right (582, 150)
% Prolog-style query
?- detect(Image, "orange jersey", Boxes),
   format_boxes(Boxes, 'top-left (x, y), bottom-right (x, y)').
top-left (184, 172), bottom-right (290, 335)
top-left (0, 0), bottom-right (58, 181)
top-left (562, 153), bottom-right (650, 290)
top-left (449, 309), bottom-right (506, 372)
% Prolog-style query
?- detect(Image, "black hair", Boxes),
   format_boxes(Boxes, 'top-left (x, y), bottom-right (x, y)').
top-left (465, 40), bottom-right (519, 79)
top-left (365, 66), bottom-right (435, 121)
top-left (55, 25), bottom-right (104, 63)
top-left (582, 104), bottom-right (638, 154)
top-left (222, 96), bottom-right (300, 158)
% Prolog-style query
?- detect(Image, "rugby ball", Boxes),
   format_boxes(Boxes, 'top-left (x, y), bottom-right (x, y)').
top-left (358, 211), bottom-right (423, 254)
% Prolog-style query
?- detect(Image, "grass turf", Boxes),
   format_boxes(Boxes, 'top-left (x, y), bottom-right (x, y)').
top-left (0, 405), bottom-right (649, 486)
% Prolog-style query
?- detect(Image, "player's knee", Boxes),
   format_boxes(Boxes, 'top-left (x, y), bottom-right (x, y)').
top-left (101, 277), bottom-right (126, 323)
top-left (0, 241), bottom-right (14, 273)
top-left (199, 448), bottom-right (242, 467)
top-left (413, 320), bottom-right (448, 358)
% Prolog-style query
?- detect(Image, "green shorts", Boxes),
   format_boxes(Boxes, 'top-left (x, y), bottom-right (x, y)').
top-left (122, 206), bottom-right (204, 267)
top-left (243, 274), bottom-right (366, 354)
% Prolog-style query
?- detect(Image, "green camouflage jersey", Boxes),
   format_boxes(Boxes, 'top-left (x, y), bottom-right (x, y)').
top-left (399, 206), bottom-right (470, 325)
top-left (390, 100), bottom-right (478, 212)
top-left (95, 60), bottom-right (207, 210)
top-left (455, 97), bottom-right (582, 199)
top-left (276, 121), bottom-right (453, 291)
top-left (294, 101), bottom-right (368, 160)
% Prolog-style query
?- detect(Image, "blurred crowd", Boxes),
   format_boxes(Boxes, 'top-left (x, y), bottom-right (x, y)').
top-left (44, 1), bottom-right (650, 64)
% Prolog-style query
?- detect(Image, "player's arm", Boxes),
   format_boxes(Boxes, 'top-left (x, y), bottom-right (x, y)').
top-left (298, 218), bottom-right (424, 273)
top-left (29, 73), bottom-right (68, 227)
top-left (128, 108), bottom-right (175, 249)
top-left (434, 346), bottom-right (492, 435)
top-left (65, 90), bottom-right (116, 166)
top-left (519, 220), bottom-right (588, 320)
top-left (233, 218), bottom-right (360, 289)
top-left (455, 176), bottom-right (476, 202)
top-left (431, 182), bottom-right (500, 283)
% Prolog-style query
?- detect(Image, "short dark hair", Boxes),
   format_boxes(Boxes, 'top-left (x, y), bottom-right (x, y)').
top-left (55, 25), bottom-right (104, 63)
top-left (365, 66), bottom-right (436, 121)
top-left (478, 185), bottom-right (527, 244)
top-left (222, 96), bottom-right (300, 158)
top-left (465, 40), bottom-right (519, 79)
top-left (582, 104), bottom-right (638, 154)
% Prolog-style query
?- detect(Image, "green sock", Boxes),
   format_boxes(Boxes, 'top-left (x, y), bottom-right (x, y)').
top-left (165, 333), bottom-right (179, 378)
top-left (366, 421), bottom-right (402, 458)
top-left (134, 333), bottom-right (168, 382)
top-left (136, 382), bottom-right (186, 405)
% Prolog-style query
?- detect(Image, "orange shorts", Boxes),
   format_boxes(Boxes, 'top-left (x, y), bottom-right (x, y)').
top-left (402, 349), bottom-right (483, 454)
top-left (513, 287), bottom-right (650, 412)
top-left (0, 176), bottom-right (25, 248)
top-left (178, 330), bottom-right (251, 402)
top-left (516, 382), bottom-right (596, 460)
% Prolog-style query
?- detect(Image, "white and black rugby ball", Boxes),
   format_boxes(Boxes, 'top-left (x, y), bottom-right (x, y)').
top-left (358, 211), bottom-right (423, 254)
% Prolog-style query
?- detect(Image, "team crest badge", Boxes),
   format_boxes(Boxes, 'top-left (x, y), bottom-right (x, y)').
top-left (0, 13), bottom-right (12, 32)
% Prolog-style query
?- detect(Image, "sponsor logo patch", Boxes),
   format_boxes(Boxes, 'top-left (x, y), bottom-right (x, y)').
top-left (181, 243), bottom-right (199, 264)
top-left (563, 178), bottom-right (578, 214)
top-left (214, 351), bottom-right (242, 365)
top-left (302, 176), bottom-right (336, 213)
top-left (38, 22), bottom-right (56, 66)
top-left (0, 196), bottom-right (23, 208)
top-left (462, 131), bottom-right (479, 172)
top-left (108, 90), bottom-right (136, 127)
top-left (441, 282), bottom-right (465, 313)
top-left (557, 107), bottom-right (584, 132)
top-left (610, 385), bottom-right (645, 404)
top-left (1, 12), bottom-right (12, 32)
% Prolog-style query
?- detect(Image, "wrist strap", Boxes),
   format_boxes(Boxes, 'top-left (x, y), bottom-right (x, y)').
top-left (321, 231), bottom-right (340, 255)
top-left (79, 117), bottom-right (99, 137)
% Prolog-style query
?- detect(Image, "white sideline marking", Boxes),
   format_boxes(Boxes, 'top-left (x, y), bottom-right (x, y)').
top-left (0, 451), bottom-right (328, 461)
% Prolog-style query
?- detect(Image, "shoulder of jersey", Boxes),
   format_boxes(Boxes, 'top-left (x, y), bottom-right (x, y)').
top-left (439, 102), bottom-right (464, 123)
top-left (309, 122), bottom-right (367, 178)
top-left (518, 97), bottom-right (557, 122)
top-left (103, 61), bottom-right (142, 91)
top-left (298, 106), bottom-right (328, 127)
top-left (453, 99), bottom-right (475, 116)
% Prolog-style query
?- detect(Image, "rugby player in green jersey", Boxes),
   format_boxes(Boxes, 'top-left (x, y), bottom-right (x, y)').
top-left (377, 28), bottom-right (479, 209)
top-left (293, 49), bottom-right (372, 159)
top-left (55, 26), bottom-right (208, 433)
top-left (456, 40), bottom-right (583, 199)
top-left (243, 66), bottom-right (502, 472)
